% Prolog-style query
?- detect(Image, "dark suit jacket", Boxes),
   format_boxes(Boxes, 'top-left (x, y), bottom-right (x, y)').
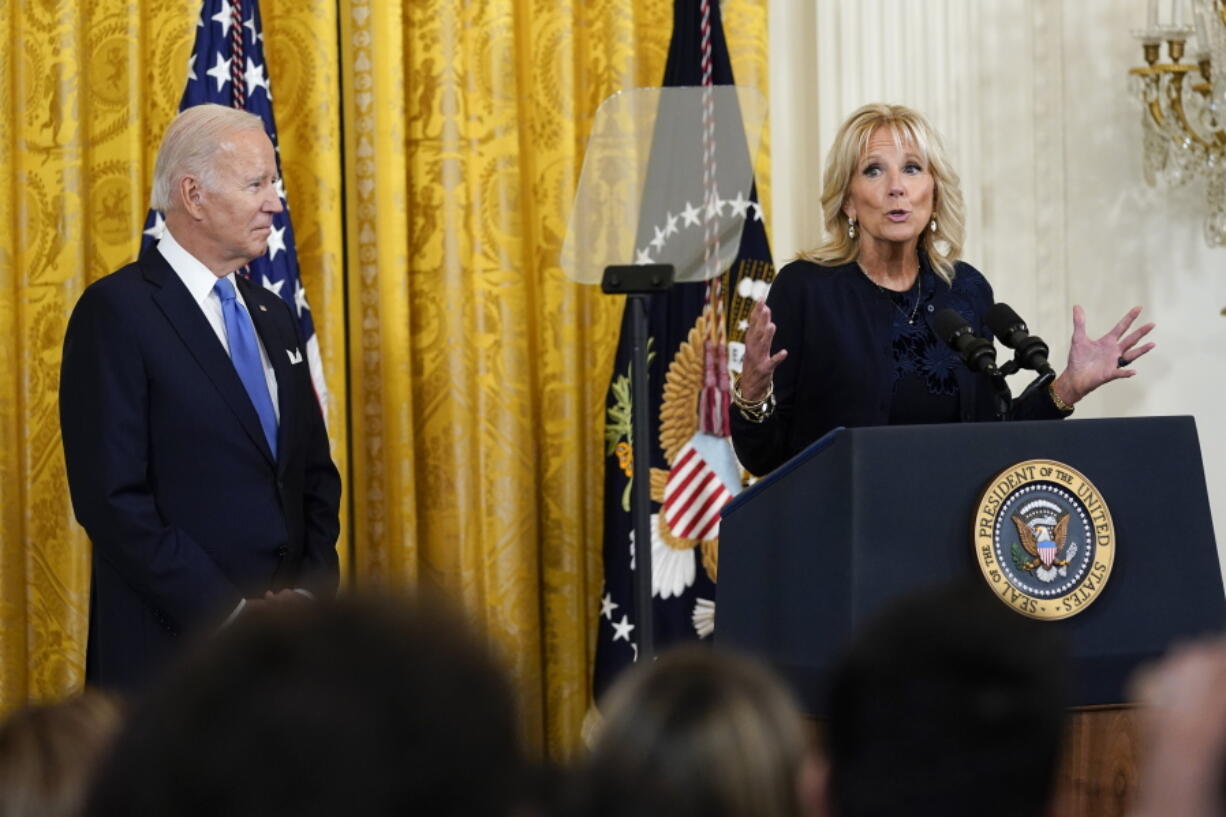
top-left (60, 245), bottom-right (341, 690)
top-left (731, 256), bottom-right (1068, 476)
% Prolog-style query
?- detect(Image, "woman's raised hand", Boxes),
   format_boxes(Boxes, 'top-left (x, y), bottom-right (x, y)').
top-left (738, 299), bottom-right (788, 402)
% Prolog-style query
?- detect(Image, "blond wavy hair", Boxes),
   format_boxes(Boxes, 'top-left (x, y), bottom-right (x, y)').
top-left (800, 103), bottom-right (965, 284)
top-left (585, 646), bottom-right (810, 817)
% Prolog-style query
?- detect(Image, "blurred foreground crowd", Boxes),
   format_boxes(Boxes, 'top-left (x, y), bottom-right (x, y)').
top-left (1, 583), bottom-right (1223, 817)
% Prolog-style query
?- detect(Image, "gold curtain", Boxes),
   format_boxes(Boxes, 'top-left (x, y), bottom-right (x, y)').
top-left (339, 0), bottom-right (676, 757)
top-left (0, 0), bottom-right (768, 759)
top-left (0, 0), bottom-right (198, 703)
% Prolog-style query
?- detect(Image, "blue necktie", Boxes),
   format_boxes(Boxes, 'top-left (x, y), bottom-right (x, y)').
top-left (215, 277), bottom-right (278, 459)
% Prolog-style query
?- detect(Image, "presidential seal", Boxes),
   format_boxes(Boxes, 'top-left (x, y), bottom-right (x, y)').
top-left (973, 459), bottom-right (1115, 620)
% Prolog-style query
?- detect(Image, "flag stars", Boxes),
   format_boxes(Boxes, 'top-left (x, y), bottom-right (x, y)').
top-left (210, 0), bottom-right (236, 37)
top-left (600, 593), bottom-right (618, 620)
top-left (664, 211), bottom-right (680, 237)
top-left (187, 52), bottom-right (197, 82)
top-left (245, 57), bottom-right (270, 99)
top-left (611, 614), bottom-right (635, 642)
top-left (650, 224), bottom-right (667, 252)
top-left (205, 52), bottom-right (232, 93)
top-left (293, 280), bottom-right (310, 317)
top-left (261, 275), bottom-right (285, 297)
top-left (273, 177), bottom-right (287, 204)
top-left (727, 190), bottom-right (750, 218)
top-left (635, 247), bottom-right (653, 265)
top-left (243, 14), bottom-right (263, 42)
top-left (143, 212), bottom-right (165, 241)
top-left (266, 224), bottom-right (287, 261)
top-left (749, 200), bottom-right (763, 221)
top-left (680, 200), bottom-right (702, 227)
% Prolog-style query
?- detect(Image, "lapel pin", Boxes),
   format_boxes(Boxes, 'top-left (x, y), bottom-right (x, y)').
top-left (259, 304), bottom-right (268, 312)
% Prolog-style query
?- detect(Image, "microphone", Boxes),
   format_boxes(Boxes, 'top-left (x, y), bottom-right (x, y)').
top-left (933, 308), bottom-right (999, 376)
top-left (986, 303), bottom-right (1055, 376)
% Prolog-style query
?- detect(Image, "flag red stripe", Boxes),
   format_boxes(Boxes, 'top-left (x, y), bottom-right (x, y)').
top-left (668, 470), bottom-right (718, 528)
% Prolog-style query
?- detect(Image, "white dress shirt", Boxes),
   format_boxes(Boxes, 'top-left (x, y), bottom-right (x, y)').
top-left (157, 228), bottom-right (280, 421)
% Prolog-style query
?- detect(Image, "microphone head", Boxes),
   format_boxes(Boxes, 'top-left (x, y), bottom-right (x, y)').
top-left (932, 308), bottom-right (973, 346)
top-left (988, 302), bottom-right (1053, 373)
top-left (933, 308), bottom-right (998, 374)
top-left (986, 302), bottom-right (1026, 340)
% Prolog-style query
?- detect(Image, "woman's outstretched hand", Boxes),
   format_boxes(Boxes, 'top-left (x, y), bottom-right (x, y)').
top-left (1050, 305), bottom-right (1155, 407)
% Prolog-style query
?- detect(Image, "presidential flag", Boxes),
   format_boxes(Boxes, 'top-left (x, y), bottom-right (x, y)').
top-left (593, 0), bottom-right (774, 700)
top-left (141, 0), bottom-right (328, 410)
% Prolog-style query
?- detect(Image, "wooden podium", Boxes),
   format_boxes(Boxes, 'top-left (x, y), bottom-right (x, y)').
top-left (716, 416), bottom-right (1224, 817)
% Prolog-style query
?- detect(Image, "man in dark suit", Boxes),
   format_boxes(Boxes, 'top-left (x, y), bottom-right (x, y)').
top-left (59, 104), bottom-right (341, 690)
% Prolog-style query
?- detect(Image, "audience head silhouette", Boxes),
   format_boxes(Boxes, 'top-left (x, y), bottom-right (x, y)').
top-left (581, 645), bottom-right (817, 817)
top-left (824, 581), bottom-right (1068, 817)
top-left (86, 594), bottom-right (521, 817)
top-left (0, 692), bottom-right (122, 817)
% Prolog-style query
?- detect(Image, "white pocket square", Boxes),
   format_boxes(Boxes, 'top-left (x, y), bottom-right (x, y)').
top-left (287, 347), bottom-right (303, 365)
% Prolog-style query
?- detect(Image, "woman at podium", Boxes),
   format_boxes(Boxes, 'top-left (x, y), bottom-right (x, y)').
top-left (730, 104), bottom-right (1154, 477)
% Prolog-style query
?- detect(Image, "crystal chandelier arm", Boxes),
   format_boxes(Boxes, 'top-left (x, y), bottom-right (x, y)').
top-left (1189, 65), bottom-right (1226, 145)
top-left (1166, 70), bottom-right (1216, 149)
top-left (1131, 68), bottom-right (1171, 134)
top-left (1127, 4), bottom-right (1226, 247)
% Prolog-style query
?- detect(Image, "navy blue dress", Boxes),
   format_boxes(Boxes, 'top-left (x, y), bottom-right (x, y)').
top-left (730, 255), bottom-right (1068, 476)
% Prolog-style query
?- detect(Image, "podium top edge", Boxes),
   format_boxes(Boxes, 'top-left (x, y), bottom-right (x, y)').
top-left (720, 415), bottom-right (1199, 522)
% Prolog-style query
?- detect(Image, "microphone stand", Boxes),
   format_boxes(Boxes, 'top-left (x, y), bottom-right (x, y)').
top-left (989, 371), bottom-right (1013, 421)
top-left (1015, 369), bottom-right (1056, 407)
top-left (998, 356), bottom-right (1055, 415)
top-left (932, 309), bottom-right (1012, 421)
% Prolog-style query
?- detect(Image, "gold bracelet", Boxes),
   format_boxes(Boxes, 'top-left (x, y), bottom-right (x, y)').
top-left (732, 376), bottom-right (773, 410)
top-left (736, 392), bottom-right (775, 423)
top-left (732, 376), bottom-right (776, 422)
top-left (1048, 383), bottom-right (1074, 413)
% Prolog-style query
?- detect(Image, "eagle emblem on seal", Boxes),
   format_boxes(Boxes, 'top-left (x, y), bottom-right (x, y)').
top-left (1010, 500), bottom-right (1079, 584)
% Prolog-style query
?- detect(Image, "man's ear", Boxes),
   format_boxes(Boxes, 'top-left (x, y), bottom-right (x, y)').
top-left (178, 176), bottom-right (207, 221)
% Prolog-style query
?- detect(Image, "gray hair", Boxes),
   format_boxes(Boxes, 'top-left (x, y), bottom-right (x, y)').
top-left (149, 104), bottom-right (267, 212)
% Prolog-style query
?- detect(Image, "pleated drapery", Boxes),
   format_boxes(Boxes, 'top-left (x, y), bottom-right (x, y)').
top-left (0, 0), bottom-right (768, 757)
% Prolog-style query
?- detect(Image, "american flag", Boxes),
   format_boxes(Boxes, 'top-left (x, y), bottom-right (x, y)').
top-left (592, 0), bottom-right (774, 700)
top-left (141, 0), bottom-right (329, 410)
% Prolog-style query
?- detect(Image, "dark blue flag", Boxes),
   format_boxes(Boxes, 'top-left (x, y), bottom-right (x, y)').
top-left (593, 0), bottom-right (775, 701)
top-left (141, 0), bottom-right (328, 407)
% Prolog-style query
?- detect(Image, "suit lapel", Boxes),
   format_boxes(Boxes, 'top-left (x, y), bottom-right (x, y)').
top-left (143, 250), bottom-right (276, 466)
top-left (239, 275), bottom-right (298, 474)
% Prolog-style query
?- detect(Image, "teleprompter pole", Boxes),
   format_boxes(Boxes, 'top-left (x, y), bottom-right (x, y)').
top-left (602, 264), bottom-right (675, 663)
